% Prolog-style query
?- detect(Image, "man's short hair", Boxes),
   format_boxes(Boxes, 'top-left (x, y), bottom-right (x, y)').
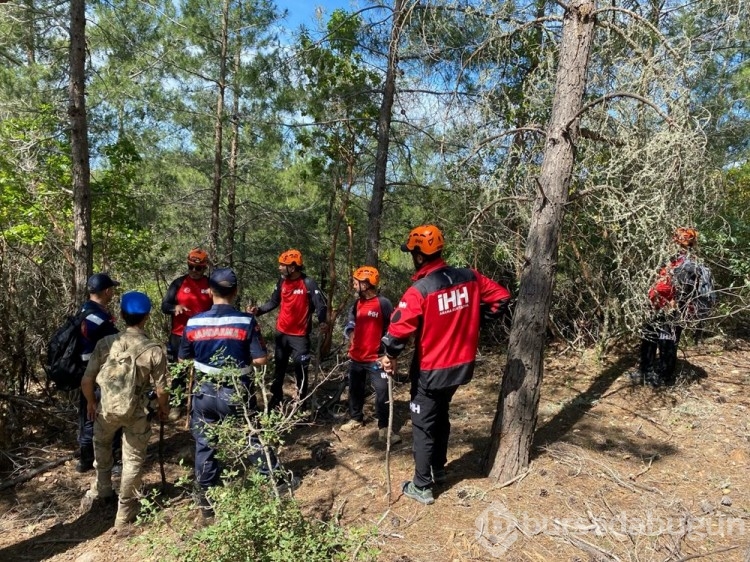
top-left (121, 311), bottom-right (149, 326)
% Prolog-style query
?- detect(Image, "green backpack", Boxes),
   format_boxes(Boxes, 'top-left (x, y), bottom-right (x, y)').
top-left (98, 339), bottom-right (160, 417)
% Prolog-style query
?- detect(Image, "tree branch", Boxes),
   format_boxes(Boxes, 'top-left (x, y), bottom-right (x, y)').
top-left (565, 91), bottom-right (675, 131)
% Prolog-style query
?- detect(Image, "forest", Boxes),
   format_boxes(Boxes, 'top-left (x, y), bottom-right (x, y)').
top-left (0, 0), bottom-right (749, 560)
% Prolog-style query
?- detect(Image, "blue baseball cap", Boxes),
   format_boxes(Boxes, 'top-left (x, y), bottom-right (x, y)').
top-left (210, 267), bottom-right (238, 290)
top-left (121, 291), bottom-right (152, 315)
top-left (87, 273), bottom-right (120, 293)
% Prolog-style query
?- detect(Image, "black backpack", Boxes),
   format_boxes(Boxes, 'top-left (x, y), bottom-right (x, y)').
top-left (45, 309), bottom-right (87, 390)
top-left (671, 258), bottom-right (716, 319)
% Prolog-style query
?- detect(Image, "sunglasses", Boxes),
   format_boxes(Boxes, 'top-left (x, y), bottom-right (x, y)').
top-left (188, 265), bottom-right (206, 272)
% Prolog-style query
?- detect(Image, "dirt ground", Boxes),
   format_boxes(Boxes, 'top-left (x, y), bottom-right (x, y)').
top-left (2, 336), bottom-right (750, 562)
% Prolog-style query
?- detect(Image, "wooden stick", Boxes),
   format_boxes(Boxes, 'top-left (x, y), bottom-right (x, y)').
top-left (385, 373), bottom-right (394, 504)
top-left (158, 420), bottom-right (166, 492)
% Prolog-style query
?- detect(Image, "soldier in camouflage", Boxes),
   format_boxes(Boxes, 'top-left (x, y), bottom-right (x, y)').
top-left (80, 291), bottom-right (170, 530)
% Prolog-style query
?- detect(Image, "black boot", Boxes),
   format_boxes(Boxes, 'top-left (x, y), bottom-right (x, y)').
top-left (194, 486), bottom-right (214, 520)
top-left (76, 444), bottom-right (95, 473)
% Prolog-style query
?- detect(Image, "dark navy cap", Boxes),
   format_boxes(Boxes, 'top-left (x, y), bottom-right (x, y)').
top-left (210, 267), bottom-right (238, 290)
top-left (121, 291), bottom-right (152, 315)
top-left (87, 273), bottom-right (120, 293)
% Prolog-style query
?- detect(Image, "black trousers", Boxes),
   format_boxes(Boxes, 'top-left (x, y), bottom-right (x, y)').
top-left (640, 322), bottom-right (683, 384)
top-left (270, 332), bottom-right (311, 408)
top-left (348, 361), bottom-right (391, 428)
top-left (191, 381), bottom-right (277, 489)
top-left (409, 379), bottom-right (459, 488)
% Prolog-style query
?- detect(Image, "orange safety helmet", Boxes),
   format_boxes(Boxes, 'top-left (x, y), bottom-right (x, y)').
top-left (187, 248), bottom-right (209, 266)
top-left (400, 224), bottom-right (445, 255)
top-left (673, 227), bottom-right (698, 248)
top-left (353, 266), bottom-right (380, 287)
top-left (279, 249), bottom-right (303, 267)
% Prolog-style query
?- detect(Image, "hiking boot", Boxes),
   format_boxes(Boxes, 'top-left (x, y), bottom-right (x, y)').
top-left (644, 370), bottom-right (664, 387)
top-left (112, 523), bottom-right (137, 539)
top-left (401, 481), bottom-right (434, 505)
top-left (194, 488), bottom-right (214, 519)
top-left (378, 428), bottom-right (402, 445)
top-left (628, 370), bottom-right (645, 385)
top-left (340, 418), bottom-right (365, 432)
top-left (115, 498), bottom-right (139, 528)
top-left (275, 473), bottom-right (301, 495)
top-left (76, 445), bottom-right (95, 473)
top-left (432, 467), bottom-right (447, 486)
top-left (80, 489), bottom-right (116, 512)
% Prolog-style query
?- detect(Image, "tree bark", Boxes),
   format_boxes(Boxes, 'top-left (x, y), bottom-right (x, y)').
top-left (209, 0), bottom-right (230, 261)
top-left (365, 0), bottom-right (404, 267)
top-left (226, 32), bottom-right (241, 268)
top-left (69, 0), bottom-right (92, 305)
top-left (484, 0), bottom-right (596, 481)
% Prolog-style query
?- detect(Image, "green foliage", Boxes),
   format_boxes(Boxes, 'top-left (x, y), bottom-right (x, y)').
top-left (137, 363), bottom-right (376, 562)
top-left (181, 474), bottom-right (376, 562)
top-left (91, 137), bottom-right (160, 270)
top-left (0, 107), bottom-right (71, 245)
top-left (138, 476), bottom-right (377, 562)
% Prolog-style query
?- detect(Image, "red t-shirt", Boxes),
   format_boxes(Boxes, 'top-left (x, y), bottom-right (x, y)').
top-left (348, 295), bottom-right (392, 363)
top-left (277, 277), bottom-right (314, 336)
top-left (171, 276), bottom-right (212, 337)
top-left (256, 274), bottom-right (327, 336)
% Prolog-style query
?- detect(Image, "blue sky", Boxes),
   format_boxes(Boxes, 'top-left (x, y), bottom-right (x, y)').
top-left (279, 0), bottom-right (360, 31)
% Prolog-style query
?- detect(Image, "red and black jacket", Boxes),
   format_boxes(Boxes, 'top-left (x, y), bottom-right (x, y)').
top-left (382, 258), bottom-right (511, 390)
top-left (256, 274), bottom-right (327, 337)
top-left (161, 274), bottom-right (213, 337)
top-left (345, 295), bottom-right (393, 364)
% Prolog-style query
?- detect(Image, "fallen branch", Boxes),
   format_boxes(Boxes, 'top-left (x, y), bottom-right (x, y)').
top-left (629, 455), bottom-right (656, 481)
top-left (0, 455), bottom-right (74, 491)
top-left (562, 532), bottom-right (622, 561)
top-left (673, 545), bottom-right (741, 561)
top-left (490, 464), bottom-right (532, 491)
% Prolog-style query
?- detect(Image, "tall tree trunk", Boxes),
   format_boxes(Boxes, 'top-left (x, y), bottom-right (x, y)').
top-left (484, 0), bottom-right (596, 481)
top-left (209, 0), bottom-right (229, 261)
top-left (24, 0), bottom-right (36, 65)
top-left (226, 34), bottom-right (241, 268)
top-left (365, 0), bottom-right (404, 267)
top-left (69, 0), bottom-right (92, 305)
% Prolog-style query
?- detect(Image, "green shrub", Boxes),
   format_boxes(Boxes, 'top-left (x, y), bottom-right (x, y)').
top-left (179, 474), bottom-right (376, 562)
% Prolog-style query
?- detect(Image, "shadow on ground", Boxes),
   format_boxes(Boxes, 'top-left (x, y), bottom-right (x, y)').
top-left (0, 499), bottom-right (116, 561)
top-left (443, 353), bottom-right (706, 481)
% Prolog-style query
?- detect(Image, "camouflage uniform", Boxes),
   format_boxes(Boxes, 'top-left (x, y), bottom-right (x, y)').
top-left (82, 327), bottom-right (167, 527)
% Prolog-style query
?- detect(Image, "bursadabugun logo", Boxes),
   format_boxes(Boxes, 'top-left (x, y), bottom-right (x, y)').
top-left (474, 501), bottom-right (519, 557)
top-left (473, 503), bottom-right (748, 558)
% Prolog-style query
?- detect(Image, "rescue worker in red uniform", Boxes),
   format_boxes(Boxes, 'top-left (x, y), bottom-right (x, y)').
top-left (249, 250), bottom-right (327, 410)
top-left (339, 266), bottom-right (400, 444)
top-left (380, 225), bottom-right (511, 505)
top-left (161, 248), bottom-right (213, 419)
top-left (632, 227), bottom-right (700, 387)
